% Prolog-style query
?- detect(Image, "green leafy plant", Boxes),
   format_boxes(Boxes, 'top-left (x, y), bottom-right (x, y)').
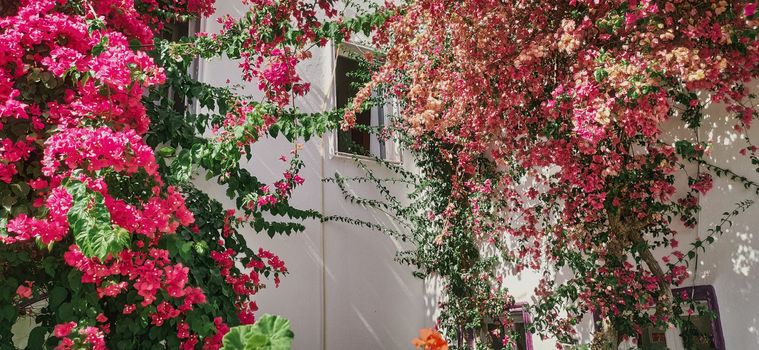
top-left (221, 314), bottom-right (294, 350)
top-left (64, 179), bottom-right (130, 261)
top-left (0, 0), bottom-right (389, 348)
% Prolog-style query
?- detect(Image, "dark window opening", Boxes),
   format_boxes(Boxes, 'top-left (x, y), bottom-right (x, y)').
top-left (487, 306), bottom-right (533, 350)
top-left (336, 55), bottom-right (370, 155)
top-left (335, 44), bottom-right (400, 161)
top-left (672, 285), bottom-right (725, 350)
top-left (592, 285), bottom-right (725, 350)
top-left (160, 20), bottom-right (199, 115)
top-left (0, 0), bottom-right (20, 17)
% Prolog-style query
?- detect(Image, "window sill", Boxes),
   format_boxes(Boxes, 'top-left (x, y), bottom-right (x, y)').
top-left (329, 150), bottom-right (403, 165)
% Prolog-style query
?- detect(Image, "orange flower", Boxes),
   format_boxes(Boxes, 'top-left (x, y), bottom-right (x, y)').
top-left (412, 328), bottom-right (449, 350)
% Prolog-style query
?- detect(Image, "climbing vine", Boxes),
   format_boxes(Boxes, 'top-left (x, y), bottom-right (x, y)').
top-left (338, 0), bottom-right (759, 349)
top-left (0, 0), bottom-right (385, 348)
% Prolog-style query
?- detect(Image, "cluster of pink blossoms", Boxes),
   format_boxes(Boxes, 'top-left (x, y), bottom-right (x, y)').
top-left (53, 322), bottom-right (106, 350)
top-left (353, 0), bottom-right (759, 343)
top-left (0, 0), bottom-right (195, 246)
top-left (209, 0), bottom-right (340, 106)
top-left (0, 0), bottom-right (291, 348)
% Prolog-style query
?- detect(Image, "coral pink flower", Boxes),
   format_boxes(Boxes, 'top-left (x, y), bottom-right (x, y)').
top-left (53, 322), bottom-right (77, 338)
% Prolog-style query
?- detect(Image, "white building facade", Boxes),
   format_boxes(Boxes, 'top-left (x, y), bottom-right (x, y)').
top-left (13, 2), bottom-right (759, 349)
top-left (200, 2), bottom-right (759, 350)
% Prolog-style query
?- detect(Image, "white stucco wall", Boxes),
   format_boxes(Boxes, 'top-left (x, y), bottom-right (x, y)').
top-left (690, 102), bottom-right (759, 349)
top-left (197, 2), bottom-right (431, 349)
top-left (199, 3), bottom-right (759, 346)
top-left (11, 3), bottom-right (758, 349)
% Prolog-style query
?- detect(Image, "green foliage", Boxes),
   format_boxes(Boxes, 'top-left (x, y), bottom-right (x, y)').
top-left (146, 37), bottom-right (332, 238)
top-left (221, 315), bottom-right (294, 350)
top-left (323, 113), bottom-right (512, 349)
top-left (64, 179), bottom-right (130, 261)
top-left (0, 0), bottom-right (396, 348)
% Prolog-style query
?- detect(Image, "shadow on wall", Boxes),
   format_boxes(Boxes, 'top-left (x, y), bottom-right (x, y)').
top-left (322, 163), bottom-right (432, 350)
top-left (683, 96), bottom-right (759, 349)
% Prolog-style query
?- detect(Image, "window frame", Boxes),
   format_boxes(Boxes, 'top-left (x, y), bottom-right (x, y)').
top-left (328, 41), bottom-right (402, 164)
top-left (591, 285), bottom-right (725, 350)
top-left (162, 19), bottom-right (202, 114)
top-left (672, 285), bottom-right (726, 350)
top-left (456, 303), bottom-right (533, 350)
top-left (510, 303), bottom-right (534, 350)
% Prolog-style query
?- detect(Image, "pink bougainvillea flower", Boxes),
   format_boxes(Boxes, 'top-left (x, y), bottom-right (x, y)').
top-left (746, 3), bottom-right (757, 17)
top-left (53, 322), bottom-right (77, 338)
top-left (15, 282), bottom-right (32, 299)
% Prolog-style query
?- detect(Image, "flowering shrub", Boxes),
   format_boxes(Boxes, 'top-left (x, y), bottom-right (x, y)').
top-left (340, 0), bottom-right (759, 348)
top-left (0, 0), bottom-right (379, 348)
top-left (9, 0), bottom-right (756, 348)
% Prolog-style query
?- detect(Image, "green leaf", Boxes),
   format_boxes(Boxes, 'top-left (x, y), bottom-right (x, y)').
top-left (158, 146), bottom-right (176, 157)
top-left (92, 35), bottom-right (109, 56)
top-left (171, 149), bottom-right (195, 183)
top-left (221, 314), bottom-right (294, 350)
top-left (188, 313), bottom-right (212, 335)
top-left (674, 140), bottom-right (696, 158)
top-left (0, 304), bottom-right (15, 322)
top-left (10, 183), bottom-right (30, 197)
top-left (67, 269), bottom-right (82, 292)
top-left (48, 286), bottom-right (68, 309)
top-left (194, 241), bottom-right (208, 255)
top-left (65, 180), bottom-right (130, 261)
top-left (26, 326), bottom-right (47, 350)
top-left (57, 303), bottom-right (73, 322)
top-left (41, 257), bottom-right (57, 277)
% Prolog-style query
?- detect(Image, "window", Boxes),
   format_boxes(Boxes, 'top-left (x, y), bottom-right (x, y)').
top-left (636, 324), bottom-right (669, 350)
top-left (161, 20), bottom-right (201, 114)
top-left (592, 285), bottom-right (725, 350)
top-left (332, 43), bottom-right (400, 162)
top-left (670, 285), bottom-right (725, 350)
top-left (487, 305), bottom-right (533, 350)
top-left (455, 305), bottom-right (533, 349)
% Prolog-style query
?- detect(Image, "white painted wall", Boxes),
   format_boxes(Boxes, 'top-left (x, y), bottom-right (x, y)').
top-left (12, 3), bottom-right (758, 349)
top-left (197, 2), bottom-right (431, 349)
top-left (499, 100), bottom-right (759, 350)
top-left (199, 4), bottom-right (759, 345)
top-left (689, 101), bottom-right (759, 349)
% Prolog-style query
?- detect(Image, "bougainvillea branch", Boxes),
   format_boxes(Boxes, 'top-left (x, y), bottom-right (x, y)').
top-left (341, 0), bottom-right (759, 348)
top-left (0, 0), bottom-right (383, 348)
